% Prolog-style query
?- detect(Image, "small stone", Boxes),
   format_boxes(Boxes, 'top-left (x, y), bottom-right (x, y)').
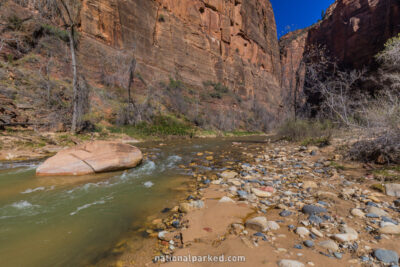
top-left (366, 206), bottom-right (389, 217)
top-left (220, 171), bottom-right (238, 180)
top-left (310, 227), bottom-right (323, 238)
top-left (296, 227), bottom-right (310, 237)
top-left (219, 196), bottom-right (235, 203)
top-left (245, 217), bottom-right (268, 232)
top-left (373, 249), bottom-right (399, 264)
top-left (203, 179), bottom-right (211, 184)
top-left (191, 200), bottom-right (204, 209)
top-left (378, 225), bottom-right (400, 234)
top-left (280, 210), bottom-right (293, 217)
top-left (254, 232), bottom-right (267, 240)
top-left (304, 240), bottom-right (314, 248)
top-left (231, 223), bottom-right (244, 234)
top-left (308, 215), bottom-right (323, 225)
top-left (394, 199), bottom-right (400, 207)
top-left (302, 205), bottom-right (327, 215)
top-left (360, 256), bottom-right (370, 262)
top-left (294, 244), bottom-right (303, 249)
top-left (179, 203), bottom-right (192, 213)
top-left (302, 181), bottom-right (318, 189)
top-left (350, 208), bottom-right (365, 218)
top-left (237, 190), bottom-right (248, 198)
top-left (251, 188), bottom-right (272, 198)
top-left (385, 184), bottom-right (400, 197)
top-left (333, 252), bottom-right (343, 259)
top-left (332, 225), bottom-right (358, 242)
top-left (157, 231), bottom-right (168, 241)
top-left (319, 240), bottom-right (339, 251)
top-left (171, 220), bottom-right (180, 228)
top-left (266, 221), bottom-right (280, 231)
top-left (382, 216), bottom-right (398, 225)
top-left (278, 259), bottom-right (305, 267)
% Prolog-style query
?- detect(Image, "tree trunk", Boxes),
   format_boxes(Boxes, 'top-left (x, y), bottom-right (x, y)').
top-left (127, 57), bottom-right (139, 123)
top-left (69, 26), bottom-right (79, 133)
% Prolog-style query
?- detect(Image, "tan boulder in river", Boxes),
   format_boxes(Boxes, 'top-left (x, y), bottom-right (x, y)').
top-left (36, 141), bottom-right (142, 176)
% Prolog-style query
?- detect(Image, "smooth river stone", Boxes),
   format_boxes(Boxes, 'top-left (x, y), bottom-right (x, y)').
top-left (278, 259), bottom-right (305, 267)
top-left (245, 217), bottom-right (268, 232)
top-left (36, 141), bottom-right (142, 176)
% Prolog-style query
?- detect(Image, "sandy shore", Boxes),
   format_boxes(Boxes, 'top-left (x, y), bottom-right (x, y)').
top-left (123, 139), bottom-right (400, 267)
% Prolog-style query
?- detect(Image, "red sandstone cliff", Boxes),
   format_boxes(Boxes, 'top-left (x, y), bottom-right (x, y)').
top-left (0, 0), bottom-right (284, 130)
top-left (280, 0), bottom-right (400, 97)
top-left (79, 0), bottom-right (282, 105)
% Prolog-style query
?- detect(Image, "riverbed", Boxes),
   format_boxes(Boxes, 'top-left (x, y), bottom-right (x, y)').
top-left (0, 136), bottom-right (266, 266)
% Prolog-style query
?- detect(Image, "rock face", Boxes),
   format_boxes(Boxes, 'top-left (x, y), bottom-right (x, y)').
top-left (79, 0), bottom-right (282, 107)
top-left (307, 0), bottom-right (400, 69)
top-left (280, 0), bottom-right (400, 95)
top-left (36, 141), bottom-right (143, 176)
top-left (0, 94), bottom-right (28, 128)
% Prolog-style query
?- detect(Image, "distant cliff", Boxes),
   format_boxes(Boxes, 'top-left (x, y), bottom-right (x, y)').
top-left (280, 0), bottom-right (400, 96)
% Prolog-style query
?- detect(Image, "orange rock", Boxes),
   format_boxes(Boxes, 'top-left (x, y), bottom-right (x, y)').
top-left (36, 141), bottom-right (142, 176)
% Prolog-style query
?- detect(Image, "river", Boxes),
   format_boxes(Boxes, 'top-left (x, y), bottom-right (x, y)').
top-left (0, 136), bottom-right (265, 266)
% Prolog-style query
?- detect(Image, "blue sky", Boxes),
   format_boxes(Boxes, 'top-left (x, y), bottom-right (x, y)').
top-left (270, 0), bottom-right (335, 39)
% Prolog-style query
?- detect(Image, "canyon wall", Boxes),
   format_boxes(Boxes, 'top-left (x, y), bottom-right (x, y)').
top-left (280, 0), bottom-right (400, 97)
top-left (78, 0), bottom-right (282, 108)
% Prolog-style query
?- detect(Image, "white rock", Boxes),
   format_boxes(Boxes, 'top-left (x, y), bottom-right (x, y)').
top-left (278, 259), bottom-right (305, 267)
top-left (380, 222), bottom-right (396, 228)
top-left (266, 221), bottom-right (280, 231)
top-left (251, 188), bottom-right (272, 198)
top-left (229, 186), bottom-right (238, 193)
top-left (319, 240), bottom-right (339, 251)
top-left (378, 225), bottom-right (400, 234)
top-left (245, 216), bottom-right (268, 232)
top-left (295, 227), bottom-right (310, 237)
top-left (228, 179), bottom-right (242, 186)
top-left (385, 183), bottom-right (400, 197)
top-left (220, 171), bottom-right (238, 180)
top-left (211, 179), bottom-right (222, 185)
top-left (311, 227), bottom-right (324, 238)
top-left (219, 196), bottom-right (235, 203)
top-left (158, 231), bottom-right (168, 241)
top-left (366, 206), bottom-right (389, 217)
top-left (342, 188), bottom-right (356, 195)
top-left (332, 225), bottom-right (358, 242)
top-left (350, 208), bottom-right (365, 218)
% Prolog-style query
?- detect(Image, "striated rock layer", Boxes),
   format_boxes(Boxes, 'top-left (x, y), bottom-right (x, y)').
top-left (79, 0), bottom-right (281, 98)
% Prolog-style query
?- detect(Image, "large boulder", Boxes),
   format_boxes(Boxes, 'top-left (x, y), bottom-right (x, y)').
top-left (36, 141), bottom-right (142, 176)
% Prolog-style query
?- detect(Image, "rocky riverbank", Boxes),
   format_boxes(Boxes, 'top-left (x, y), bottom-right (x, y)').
top-left (117, 138), bottom-right (400, 266)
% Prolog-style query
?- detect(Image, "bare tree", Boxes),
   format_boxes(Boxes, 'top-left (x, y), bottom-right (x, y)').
top-left (55, 0), bottom-right (82, 133)
top-left (300, 46), bottom-right (367, 127)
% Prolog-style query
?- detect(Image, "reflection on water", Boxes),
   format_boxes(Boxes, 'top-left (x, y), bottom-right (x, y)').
top-left (0, 136), bottom-right (265, 266)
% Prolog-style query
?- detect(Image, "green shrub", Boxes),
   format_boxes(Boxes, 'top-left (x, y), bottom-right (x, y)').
top-left (109, 115), bottom-right (195, 137)
top-left (277, 119), bottom-right (332, 145)
top-left (168, 78), bottom-right (184, 90)
top-left (41, 24), bottom-right (70, 42)
top-left (203, 81), bottom-right (229, 99)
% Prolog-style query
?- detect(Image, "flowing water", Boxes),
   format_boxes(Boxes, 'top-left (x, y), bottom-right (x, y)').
top-left (0, 137), bottom-right (265, 266)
